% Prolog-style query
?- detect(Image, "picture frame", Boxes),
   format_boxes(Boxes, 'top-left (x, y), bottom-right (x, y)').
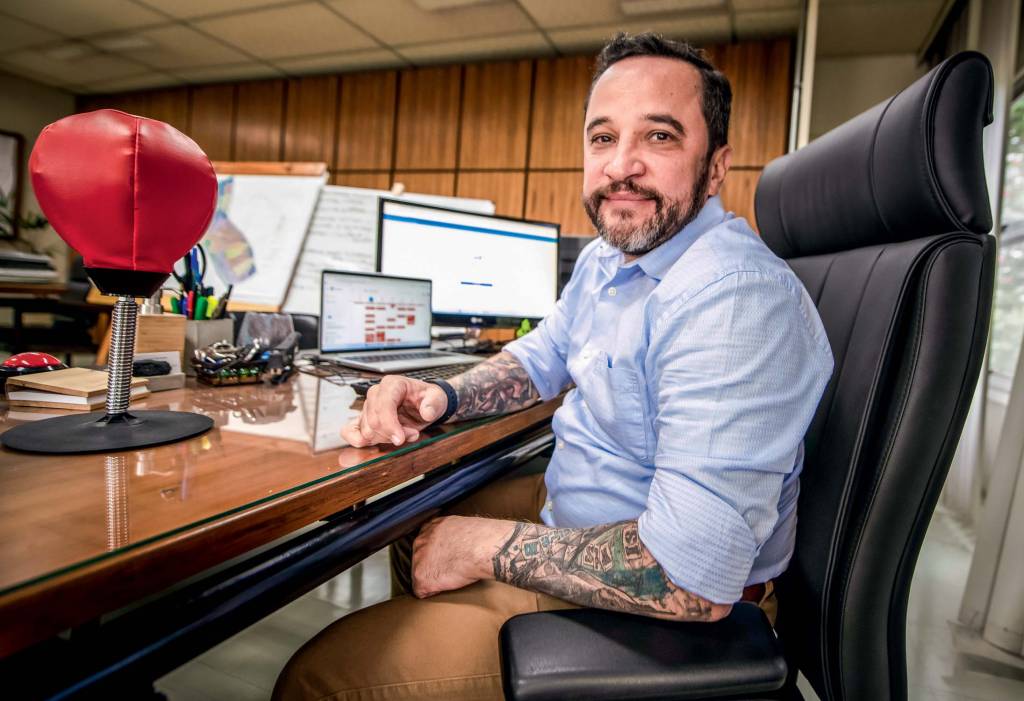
top-left (0, 129), bottom-right (26, 240)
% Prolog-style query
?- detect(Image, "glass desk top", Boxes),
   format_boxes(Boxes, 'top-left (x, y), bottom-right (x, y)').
top-left (0, 373), bottom-right (505, 600)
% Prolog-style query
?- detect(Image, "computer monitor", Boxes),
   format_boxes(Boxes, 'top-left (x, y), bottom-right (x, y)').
top-left (319, 270), bottom-right (433, 352)
top-left (377, 199), bottom-right (560, 325)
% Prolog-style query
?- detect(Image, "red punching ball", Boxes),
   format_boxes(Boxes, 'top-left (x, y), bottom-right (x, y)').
top-left (29, 109), bottom-right (217, 295)
top-left (1, 110), bottom-right (217, 454)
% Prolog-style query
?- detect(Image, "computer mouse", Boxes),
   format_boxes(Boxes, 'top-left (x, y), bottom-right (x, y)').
top-left (0, 352), bottom-right (67, 386)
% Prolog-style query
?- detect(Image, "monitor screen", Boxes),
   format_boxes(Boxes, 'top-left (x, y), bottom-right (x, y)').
top-left (377, 199), bottom-right (559, 323)
top-left (319, 271), bottom-right (432, 353)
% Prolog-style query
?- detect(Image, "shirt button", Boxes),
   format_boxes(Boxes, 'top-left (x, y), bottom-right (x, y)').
top-left (608, 287), bottom-right (617, 296)
top-left (546, 500), bottom-right (553, 511)
top-left (557, 440), bottom-right (566, 450)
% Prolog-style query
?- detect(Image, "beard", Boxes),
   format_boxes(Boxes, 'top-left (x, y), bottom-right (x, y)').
top-left (582, 159), bottom-right (711, 256)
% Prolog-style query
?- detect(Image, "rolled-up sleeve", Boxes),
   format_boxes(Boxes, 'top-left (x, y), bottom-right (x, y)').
top-left (503, 244), bottom-right (597, 401)
top-left (637, 270), bottom-right (833, 603)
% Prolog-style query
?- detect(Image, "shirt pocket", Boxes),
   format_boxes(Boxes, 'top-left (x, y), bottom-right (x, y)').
top-left (578, 350), bottom-right (650, 461)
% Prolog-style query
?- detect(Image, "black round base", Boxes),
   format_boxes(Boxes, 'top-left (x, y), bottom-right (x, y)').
top-left (1, 410), bottom-right (214, 454)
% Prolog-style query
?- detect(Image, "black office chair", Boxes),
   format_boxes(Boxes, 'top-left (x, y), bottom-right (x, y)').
top-left (499, 51), bottom-right (995, 701)
top-left (228, 311), bottom-right (319, 350)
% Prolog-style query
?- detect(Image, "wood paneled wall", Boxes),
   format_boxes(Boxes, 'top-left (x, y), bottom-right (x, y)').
top-left (78, 39), bottom-right (791, 235)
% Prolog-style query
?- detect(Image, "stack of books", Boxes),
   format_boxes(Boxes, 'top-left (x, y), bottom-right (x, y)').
top-left (0, 251), bottom-right (59, 283)
top-left (5, 367), bottom-right (149, 411)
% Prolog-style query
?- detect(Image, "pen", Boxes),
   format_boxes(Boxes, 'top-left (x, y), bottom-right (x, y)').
top-left (189, 248), bottom-right (200, 291)
top-left (195, 295), bottom-right (208, 321)
top-left (215, 284), bottom-right (233, 319)
top-left (186, 290), bottom-right (196, 319)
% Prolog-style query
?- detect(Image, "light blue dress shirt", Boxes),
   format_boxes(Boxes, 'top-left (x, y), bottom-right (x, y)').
top-left (503, 195), bottom-right (833, 604)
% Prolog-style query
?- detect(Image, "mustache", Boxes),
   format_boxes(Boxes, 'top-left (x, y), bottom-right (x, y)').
top-left (588, 180), bottom-right (665, 212)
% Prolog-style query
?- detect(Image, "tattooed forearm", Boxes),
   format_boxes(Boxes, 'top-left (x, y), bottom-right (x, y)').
top-left (492, 520), bottom-right (727, 621)
top-left (448, 351), bottom-right (540, 420)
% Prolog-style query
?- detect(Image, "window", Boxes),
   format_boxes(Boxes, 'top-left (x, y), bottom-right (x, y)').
top-left (989, 94), bottom-right (1024, 384)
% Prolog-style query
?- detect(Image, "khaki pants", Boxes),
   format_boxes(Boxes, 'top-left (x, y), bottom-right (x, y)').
top-left (273, 473), bottom-right (776, 701)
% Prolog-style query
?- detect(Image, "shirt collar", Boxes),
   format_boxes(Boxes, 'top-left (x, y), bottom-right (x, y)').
top-left (595, 195), bottom-right (727, 281)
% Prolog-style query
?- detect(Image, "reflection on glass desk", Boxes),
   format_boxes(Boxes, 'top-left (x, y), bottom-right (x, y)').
top-left (0, 374), bottom-right (561, 656)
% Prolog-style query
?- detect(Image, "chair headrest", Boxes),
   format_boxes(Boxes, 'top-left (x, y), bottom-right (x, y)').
top-left (755, 51), bottom-right (993, 259)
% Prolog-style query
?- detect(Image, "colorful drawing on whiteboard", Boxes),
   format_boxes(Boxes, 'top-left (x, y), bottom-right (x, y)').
top-left (202, 177), bottom-right (256, 285)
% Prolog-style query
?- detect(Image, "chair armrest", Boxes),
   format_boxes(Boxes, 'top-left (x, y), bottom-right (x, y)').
top-left (499, 602), bottom-right (786, 701)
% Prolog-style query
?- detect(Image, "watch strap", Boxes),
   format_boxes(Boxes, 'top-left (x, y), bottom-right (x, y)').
top-left (424, 379), bottom-right (458, 427)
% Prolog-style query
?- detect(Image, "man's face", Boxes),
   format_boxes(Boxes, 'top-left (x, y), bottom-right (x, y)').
top-left (582, 56), bottom-right (730, 257)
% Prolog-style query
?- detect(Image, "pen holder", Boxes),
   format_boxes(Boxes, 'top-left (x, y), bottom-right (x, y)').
top-left (136, 313), bottom-right (186, 368)
top-left (184, 318), bottom-right (234, 376)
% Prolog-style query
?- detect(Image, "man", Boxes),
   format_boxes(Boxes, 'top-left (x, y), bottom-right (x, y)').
top-left (275, 32), bottom-right (833, 701)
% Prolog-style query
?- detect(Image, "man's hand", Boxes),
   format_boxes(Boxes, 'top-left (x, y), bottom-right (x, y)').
top-left (341, 375), bottom-right (448, 447)
top-left (410, 515), bottom-right (513, 598)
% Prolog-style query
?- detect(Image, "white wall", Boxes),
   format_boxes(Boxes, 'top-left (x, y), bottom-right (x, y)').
top-left (0, 70), bottom-right (75, 277)
top-left (809, 54), bottom-right (927, 140)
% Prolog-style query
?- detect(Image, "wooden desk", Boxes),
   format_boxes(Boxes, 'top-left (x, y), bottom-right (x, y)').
top-left (0, 375), bottom-right (559, 658)
top-left (0, 282), bottom-right (67, 296)
top-left (0, 282), bottom-right (105, 360)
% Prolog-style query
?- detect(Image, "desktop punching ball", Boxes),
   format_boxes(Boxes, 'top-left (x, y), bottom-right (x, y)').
top-left (1, 109), bottom-right (217, 453)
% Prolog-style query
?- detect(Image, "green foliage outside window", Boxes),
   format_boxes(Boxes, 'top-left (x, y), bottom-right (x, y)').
top-left (990, 95), bottom-right (1024, 377)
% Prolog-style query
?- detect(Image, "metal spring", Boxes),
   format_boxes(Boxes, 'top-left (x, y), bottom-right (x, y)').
top-left (104, 454), bottom-right (129, 551)
top-left (106, 296), bottom-right (139, 416)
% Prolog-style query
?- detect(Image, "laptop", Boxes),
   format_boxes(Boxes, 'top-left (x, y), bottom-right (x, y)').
top-left (318, 270), bottom-right (482, 374)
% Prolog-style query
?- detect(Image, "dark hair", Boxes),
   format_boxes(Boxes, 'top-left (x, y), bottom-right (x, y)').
top-left (588, 32), bottom-right (732, 160)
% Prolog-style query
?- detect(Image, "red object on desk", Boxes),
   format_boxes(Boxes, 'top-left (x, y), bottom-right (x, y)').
top-left (0, 352), bottom-right (67, 386)
top-left (28, 109), bottom-right (216, 292)
top-left (2, 109), bottom-right (217, 455)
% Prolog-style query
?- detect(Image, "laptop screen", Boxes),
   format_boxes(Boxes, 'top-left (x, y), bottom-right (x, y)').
top-left (320, 271), bottom-right (432, 353)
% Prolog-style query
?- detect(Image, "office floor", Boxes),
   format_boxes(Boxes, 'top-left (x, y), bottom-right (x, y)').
top-left (156, 507), bottom-right (1024, 701)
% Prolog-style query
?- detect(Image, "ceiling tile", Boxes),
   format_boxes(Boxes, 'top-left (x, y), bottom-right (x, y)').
top-left (734, 9), bottom-right (802, 39)
top-left (2, 46), bottom-right (151, 86)
top-left (328, 0), bottom-right (534, 45)
top-left (547, 13), bottom-right (732, 54)
top-left (134, 0), bottom-right (295, 20)
top-left (195, 2), bottom-right (378, 59)
top-left (173, 62), bottom-right (285, 83)
top-left (83, 70), bottom-right (181, 92)
top-left (0, 59), bottom-right (77, 91)
top-left (0, 0), bottom-right (167, 37)
top-left (121, 24), bottom-right (251, 68)
top-left (0, 14), bottom-right (63, 52)
top-left (274, 48), bottom-right (407, 74)
top-left (516, 0), bottom-right (623, 28)
top-left (817, 2), bottom-right (946, 56)
top-left (398, 31), bottom-right (553, 64)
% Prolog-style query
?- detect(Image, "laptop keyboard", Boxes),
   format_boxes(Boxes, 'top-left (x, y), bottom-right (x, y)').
top-left (404, 363), bottom-right (479, 380)
top-left (349, 362), bottom-right (479, 396)
top-left (344, 351), bottom-right (453, 363)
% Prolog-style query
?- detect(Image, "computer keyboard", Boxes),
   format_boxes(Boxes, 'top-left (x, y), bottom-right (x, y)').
top-left (404, 363), bottom-right (478, 380)
top-left (344, 351), bottom-right (453, 363)
top-left (351, 362), bottom-right (478, 396)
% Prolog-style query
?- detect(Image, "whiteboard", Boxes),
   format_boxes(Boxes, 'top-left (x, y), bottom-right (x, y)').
top-left (200, 173), bottom-right (326, 308)
top-left (282, 186), bottom-right (495, 315)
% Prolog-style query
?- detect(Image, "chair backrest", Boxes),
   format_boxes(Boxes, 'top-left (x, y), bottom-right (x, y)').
top-left (754, 52), bottom-right (996, 701)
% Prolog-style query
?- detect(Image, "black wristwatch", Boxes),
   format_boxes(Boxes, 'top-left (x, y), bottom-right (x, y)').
top-left (425, 379), bottom-right (458, 427)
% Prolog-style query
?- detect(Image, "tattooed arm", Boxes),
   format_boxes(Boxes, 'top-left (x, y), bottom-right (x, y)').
top-left (410, 515), bottom-right (732, 622)
top-left (492, 519), bottom-right (727, 620)
top-left (341, 351), bottom-right (540, 447)
top-left (448, 351), bottom-right (540, 420)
